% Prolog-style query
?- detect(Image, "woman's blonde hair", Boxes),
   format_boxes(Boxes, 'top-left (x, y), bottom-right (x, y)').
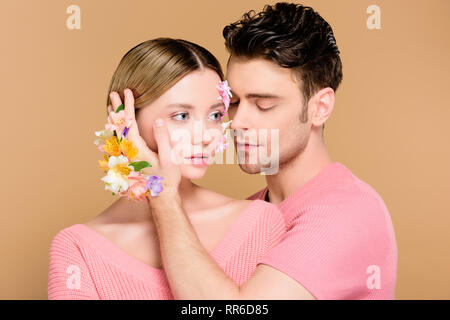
top-left (106, 38), bottom-right (224, 113)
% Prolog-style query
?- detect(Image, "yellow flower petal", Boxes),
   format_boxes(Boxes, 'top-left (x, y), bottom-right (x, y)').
top-left (98, 159), bottom-right (109, 171)
top-left (112, 162), bottom-right (132, 177)
top-left (102, 137), bottom-right (121, 156)
top-left (120, 138), bottom-right (138, 162)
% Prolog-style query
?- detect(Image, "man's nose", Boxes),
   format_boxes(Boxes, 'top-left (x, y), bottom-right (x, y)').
top-left (230, 101), bottom-right (251, 130)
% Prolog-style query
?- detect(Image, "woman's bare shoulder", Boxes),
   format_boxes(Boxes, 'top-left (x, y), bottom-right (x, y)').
top-left (82, 197), bottom-right (155, 238)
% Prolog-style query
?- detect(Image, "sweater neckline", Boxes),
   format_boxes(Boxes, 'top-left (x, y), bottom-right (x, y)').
top-left (262, 162), bottom-right (346, 209)
top-left (70, 200), bottom-right (261, 284)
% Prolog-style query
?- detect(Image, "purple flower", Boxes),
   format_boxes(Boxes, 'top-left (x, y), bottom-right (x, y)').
top-left (122, 126), bottom-right (129, 138)
top-left (146, 175), bottom-right (163, 196)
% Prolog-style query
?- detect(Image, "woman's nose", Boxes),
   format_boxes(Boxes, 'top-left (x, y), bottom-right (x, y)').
top-left (190, 120), bottom-right (213, 145)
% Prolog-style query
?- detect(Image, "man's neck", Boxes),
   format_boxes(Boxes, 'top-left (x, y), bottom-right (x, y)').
top-left (265, 133), bottom-right (332, 205)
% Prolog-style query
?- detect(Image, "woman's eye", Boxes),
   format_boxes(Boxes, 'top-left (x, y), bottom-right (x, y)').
top-left (209, 111), bottom-right (224, 121)
top-left (172, 112), bottom-right (189, 121)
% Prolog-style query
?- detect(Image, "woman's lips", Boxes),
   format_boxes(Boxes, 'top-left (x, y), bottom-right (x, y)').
top-left (185, 153), bottom-right (209, 166)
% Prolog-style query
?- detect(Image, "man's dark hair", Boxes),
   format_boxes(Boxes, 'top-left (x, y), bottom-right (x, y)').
top-left (223, 2), bottom-right (343, 125)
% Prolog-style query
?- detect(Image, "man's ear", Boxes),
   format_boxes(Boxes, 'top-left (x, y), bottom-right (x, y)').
top-left (310, 87), bottom-right (335, 127)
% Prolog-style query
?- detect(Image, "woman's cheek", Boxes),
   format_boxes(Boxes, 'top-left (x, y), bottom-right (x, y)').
top-left (167, 125), bottom-right (192, 164)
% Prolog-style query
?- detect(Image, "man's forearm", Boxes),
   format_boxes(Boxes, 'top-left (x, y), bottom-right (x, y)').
top-left (148, 193), bottom-right (240, 299)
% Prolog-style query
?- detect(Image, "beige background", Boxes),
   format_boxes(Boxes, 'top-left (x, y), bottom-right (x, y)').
top-left (1, 0), bottom-right (449, 299)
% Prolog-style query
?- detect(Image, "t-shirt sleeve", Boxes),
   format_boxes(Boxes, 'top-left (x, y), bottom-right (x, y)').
top-left (47, 229), bottom-right (99, 300)
top-left (257, 203), bottom-right (396, 300)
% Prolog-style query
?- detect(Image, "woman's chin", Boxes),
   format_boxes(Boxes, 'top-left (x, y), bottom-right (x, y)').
top-left (180, 164), bottom-right (208, 180)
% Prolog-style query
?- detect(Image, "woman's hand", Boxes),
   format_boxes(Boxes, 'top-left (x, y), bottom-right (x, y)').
top-left (108, 88), bottom-right (181, 198)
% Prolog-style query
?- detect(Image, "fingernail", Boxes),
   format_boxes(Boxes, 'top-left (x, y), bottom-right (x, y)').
top-left (154, 118), bottom-right (164, 127)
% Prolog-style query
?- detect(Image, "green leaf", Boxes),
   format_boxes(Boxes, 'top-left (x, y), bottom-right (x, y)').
top-left (129, 161), bottom-right (152, 172)
top-left (115, 104), bottom-right (124, 113)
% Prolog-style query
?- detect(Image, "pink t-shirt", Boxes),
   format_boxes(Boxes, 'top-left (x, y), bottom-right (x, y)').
top-left (249, 162), bottom-right (398, 299)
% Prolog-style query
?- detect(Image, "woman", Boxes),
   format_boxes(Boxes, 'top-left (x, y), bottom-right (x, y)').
top-left (47, 38), bottom-right (285, 299)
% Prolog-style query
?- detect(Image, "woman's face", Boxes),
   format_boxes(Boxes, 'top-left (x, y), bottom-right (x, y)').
top-left (136, 68), bottom-right (225, 180)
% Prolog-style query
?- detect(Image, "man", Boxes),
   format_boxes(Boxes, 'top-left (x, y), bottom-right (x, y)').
top-left (149, 2), bottom-right (397, 299)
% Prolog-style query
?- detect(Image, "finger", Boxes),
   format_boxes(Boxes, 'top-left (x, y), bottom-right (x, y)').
top-left (109, 91), bottom-right (123, 111)
top-left (153, 118), bottom-right (175, 168)
top-left (107, 105), bottom-right (113, 114)
top-left (123, 88), bottom-right (136, 121)
top-left (129, 126), bottom-right (160, 165)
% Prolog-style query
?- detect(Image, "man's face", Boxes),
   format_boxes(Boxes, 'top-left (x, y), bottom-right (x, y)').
top-left (226, 56), bottom-right (312, 174)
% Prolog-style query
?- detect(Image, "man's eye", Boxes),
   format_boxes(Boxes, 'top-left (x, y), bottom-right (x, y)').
top-left (256, 104), bottom-right (275, 111)
top-left (229, 100), bottom-right (239, 107)
top-left (172, 112), bottom-right (189, 121)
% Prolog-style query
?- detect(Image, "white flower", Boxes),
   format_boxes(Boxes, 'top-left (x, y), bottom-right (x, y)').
top-left (100, 155), bottom-right (132, 194)
top-left (221, 120), bottom-right (232, 133)
top-left (108, 154), bottom-right (129, 168)
top-left (101, 169), bottom-right (129, 194)
top-left (94, 129), bottom-right (114, 147)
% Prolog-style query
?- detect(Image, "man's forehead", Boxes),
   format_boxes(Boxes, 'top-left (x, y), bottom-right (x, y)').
top-left (226, 58), bottom-right (298, 97)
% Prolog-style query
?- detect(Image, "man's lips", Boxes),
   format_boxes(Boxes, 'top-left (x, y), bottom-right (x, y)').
top-left (236, 140), bottom-right (261, 151)
top-left (235, 139), bottom-right (259, 146)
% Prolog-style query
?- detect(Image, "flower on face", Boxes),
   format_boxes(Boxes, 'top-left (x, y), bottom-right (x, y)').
top-left (221, 120), bottom-right (232, 132)
top-left (216, 80), bottom-right (232, 114)
top-left (98, 154), bottom-right (109, 171)
top-left (101, 136), bottom-right (121, 156)
top-left (146, 175), bottom-right (163, 196)
top-left (100, 155), bottom-right (132, 194)
top-left (119, 138), bottom-right (138, 162)
top-left (105, 109), bottom-right (133, 139)
top-left (122, 126), bottom-right (129, 138)
top-left (94, 129), bottom-right (114, 153)
top-left (215, 130), bottom-right (230, 153)
top-left (108, 155), bottom-right (132, 177)
top-left (126, 171), bottom-right (149, 201)
top-left (95, 101), bottom-right (161, 201)
top-left (101, 169), bottom-right (129, 194)
top-left (217, 80), bottom-right (232, 99)
top-left (217, 80), bottom-right (233, 120)
top-left (214, 120), bottom-right (232, 153)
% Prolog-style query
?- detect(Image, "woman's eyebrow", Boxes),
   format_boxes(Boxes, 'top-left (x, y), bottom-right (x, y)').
top-left (166, 103), bottom-right (194, 109)
top-left (166, 102), bottom-right (224, 110)
top-left (210, 102), bottom-right (224, 109)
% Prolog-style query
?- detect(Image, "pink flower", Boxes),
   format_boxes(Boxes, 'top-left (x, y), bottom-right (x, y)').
top-left (105, 109), bottom-right (132, 139)
top-left (215, 132), bottom-right (229, 153)
top-left (124, 171), bottom-right (149, 201)
top-left (217, 80), bottom-right (232, 118)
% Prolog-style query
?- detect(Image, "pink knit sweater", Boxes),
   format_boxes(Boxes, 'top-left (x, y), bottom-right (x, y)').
top-left (47, 200), bottom-right (286, 299)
